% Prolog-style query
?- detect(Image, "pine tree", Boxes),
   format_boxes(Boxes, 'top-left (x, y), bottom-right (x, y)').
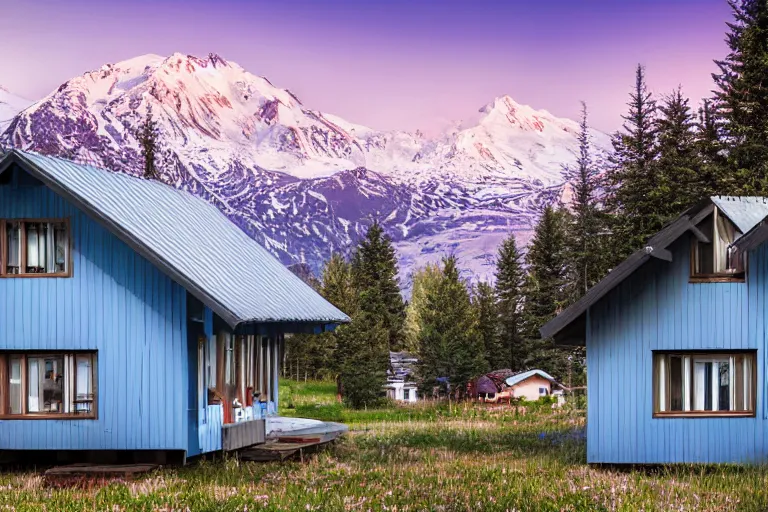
top-left (337, 312), bottom-right (389, 408)
top-left (403, 263), bottom-right (442, 352)
top-left (714, 0), bottom-right (768, 194)
top-left (351, 221), bottom-right (406, 352)
top-left (564, 102), bottom-right (606, 300)
top-left (520, 206), bottom-right (574, 379)
top-left (655, 87), bottom-right (702, 212)
top-left (695, 99), bottom-right (725, 194)
top-left (417, 255), bottom-right (487, 396)
top-left (137, 104), bottom-right (160, 180)
top-left (605, 64), bottom-right (659, 261)
top-left (471, 281), bottom-right (502, 370)
top-left (321, 253), bottom-right (358, 317)
top-left (494, 233), bottom-right (525, 371)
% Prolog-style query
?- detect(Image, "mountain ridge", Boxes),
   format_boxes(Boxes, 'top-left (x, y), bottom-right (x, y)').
top-left (1, 52), bottom-right (611, 283)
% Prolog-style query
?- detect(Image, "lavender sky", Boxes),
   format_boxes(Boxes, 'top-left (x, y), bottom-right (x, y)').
top-left (0, 0), bottom-right (731, 134)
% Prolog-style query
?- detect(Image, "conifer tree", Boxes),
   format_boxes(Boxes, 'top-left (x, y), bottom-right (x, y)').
top-left (695, 99), bottom-right (725, 194)
top-left (520, 206), bottom-right (573, 378)
top-left (417, 255), bottom-right (487, 395)
top-left (137, 105), bottom-right (160, 180)
top-left (655, 87), bottom-right (702, 212)
top-left (564, 102), bottom-right (606, 300)
top-left (471, 281), bottom-right (502, 371)
top-left (322, 253), bottom-right (358, 317)
top-left (351, 221), bottom-right (406, 352)
top-left (714, 0), bottom-right (768, 194)
top-left (337, 312), bottom-right (389, 408)
top-left (403, 263), bottom-right (442, 352)
top-left (494, 233), bottom-right (525, 371)
top-left (605, 64), bottom-right (659, 261)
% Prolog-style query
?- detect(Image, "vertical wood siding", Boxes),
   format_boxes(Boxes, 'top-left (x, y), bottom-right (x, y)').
top-left (0, 178), bottom-right (188, 451)
top-left (587, 235), bottom-right (765, 463)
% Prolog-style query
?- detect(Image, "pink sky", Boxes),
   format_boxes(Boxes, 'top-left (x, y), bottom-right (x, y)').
top-left (0, 0), bottom-right (732, 134)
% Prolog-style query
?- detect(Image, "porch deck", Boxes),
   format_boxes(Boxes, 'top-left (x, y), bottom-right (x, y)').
top-left (239, 417), bottom-right (348, 461)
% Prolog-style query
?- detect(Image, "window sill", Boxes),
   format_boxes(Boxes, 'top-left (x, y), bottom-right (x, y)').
top-left (689, 275), bottom-right (745, 283)
top-left (0, 273), bottom-right (72, 279)
top-left (653, 411), bottom-right (754, 419)
top-left (0, 414), bottom-right (96, 420)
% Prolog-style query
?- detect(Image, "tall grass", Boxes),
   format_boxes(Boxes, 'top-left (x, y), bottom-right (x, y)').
top-left (0, 380), bottom-right (765, 510)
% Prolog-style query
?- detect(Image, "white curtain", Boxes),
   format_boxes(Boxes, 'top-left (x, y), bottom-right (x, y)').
top-left (6, 224), bottom-right (20, 268)
top-left (716, 215), bottom-right (736, 273)
top-left (9, 357), bottom-right (21, 414)
top-left (27, 359), bottom-right (40, 412)
top-left (694, 362), bottom-right (707, 410)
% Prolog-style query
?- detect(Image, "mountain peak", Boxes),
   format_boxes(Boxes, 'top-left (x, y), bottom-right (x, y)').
top-left (478, 95), bottom-right (550, 132)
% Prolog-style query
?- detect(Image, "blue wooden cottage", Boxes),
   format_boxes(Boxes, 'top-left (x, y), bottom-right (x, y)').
top-left (542, 196), bottom-right (768, 464)
top-left (0, 149), bottom-right (349, 463)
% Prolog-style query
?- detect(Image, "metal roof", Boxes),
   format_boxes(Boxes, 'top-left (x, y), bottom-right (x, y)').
top-left (711, 196), bottom-right (768, 233)
top-left (505, 369), bottom-right (561, 388)
top-left (0, 150), bottom-right (350, 328)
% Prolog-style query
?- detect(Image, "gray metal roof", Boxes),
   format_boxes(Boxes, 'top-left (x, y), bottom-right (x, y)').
top-left (505, 369), bottom-right (561, 388)
top-left (711, 196), bottom-right (768, 233)
top-left (1, 150), bottom-right (350, 328)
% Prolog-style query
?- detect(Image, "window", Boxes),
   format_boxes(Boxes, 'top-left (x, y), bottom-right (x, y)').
top-left (403, 388), bottom-right (410, 400)
top-left (653, 351), bottom-right (755, 417)
top-left (539, 387), bottom-right (549, 396)
top-left (1, 219), bottom-right (71, 277)
top-left (691, 209), bottom-right (744, 281)
top-left (0, 352), bottom-right (96, 418)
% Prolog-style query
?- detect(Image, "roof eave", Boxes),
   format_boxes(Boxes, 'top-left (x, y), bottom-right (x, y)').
top-left (539, 201), bottom-right (716, 342)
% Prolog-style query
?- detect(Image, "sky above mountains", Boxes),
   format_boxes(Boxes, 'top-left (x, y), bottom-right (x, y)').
top-left (0, 0), bottom-right (730, 135)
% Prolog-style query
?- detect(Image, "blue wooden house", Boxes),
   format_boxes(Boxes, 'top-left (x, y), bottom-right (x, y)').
top-left (541, 196), bottom-right (768, 464)
top-left (0, 150), bottom-right (349, 463)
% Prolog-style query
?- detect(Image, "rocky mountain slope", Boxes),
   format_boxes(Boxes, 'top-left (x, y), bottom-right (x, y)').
top-left (1, 52), bottom-right (611, 283)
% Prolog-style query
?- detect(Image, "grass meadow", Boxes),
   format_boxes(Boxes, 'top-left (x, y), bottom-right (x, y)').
top-left (0, 379), bottom-right (766, 511)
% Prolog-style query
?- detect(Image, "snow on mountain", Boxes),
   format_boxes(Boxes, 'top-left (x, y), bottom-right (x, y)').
top-left (1, 52), bottom-right (611, 283)
top-left (0, 86), bottom-right (32, 132)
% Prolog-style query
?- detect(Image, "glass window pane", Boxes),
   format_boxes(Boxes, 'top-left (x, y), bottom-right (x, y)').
top-left (75, 354), bottom-right (93, 414)
top-left (28, 356), bottom-right (65, 413)
top-left (669, 356), bottom-right (683, 411)
top-left (9, 356), bottom-right (22, 414)
top-left (53, 222), bottom-right (68, 273)
top-left (693, 361), bottom-right (711, 411)
top-left (718, 361), bottom-right (730, 411)
top-left (695, 216), bottom-right (715, 275)
top-left (25, 223), bottom-right (48, 273)
top-left (6, 222), bottom-right (21, 274)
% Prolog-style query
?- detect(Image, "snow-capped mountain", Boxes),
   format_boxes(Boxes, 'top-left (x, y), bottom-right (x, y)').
top-left (0, 86), bottom-right (32, 132)
top-left (1, 52), bottom-right (611, 283)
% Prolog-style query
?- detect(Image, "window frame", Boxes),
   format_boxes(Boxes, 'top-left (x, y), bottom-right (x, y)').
top-left (690, 209), bottom-right (745, 283)
top-left (0, 350), bottom-right (98, 420)
top-left (0, 218), bottom-right (73, 278)
top-left (652, 350), bottom-right (756, 419)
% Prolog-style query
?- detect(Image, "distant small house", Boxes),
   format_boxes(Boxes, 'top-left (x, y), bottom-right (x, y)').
top-left (504, 369), bottom-right (566, 404)
top-left (384, 352), bottom-right (419, 402)
top-left (471, 369), bottom-right (566, 404)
